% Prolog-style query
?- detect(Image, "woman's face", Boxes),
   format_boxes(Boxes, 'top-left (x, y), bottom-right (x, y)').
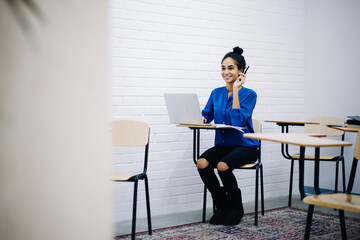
top-left (221, 57), bottom-right (242, 84)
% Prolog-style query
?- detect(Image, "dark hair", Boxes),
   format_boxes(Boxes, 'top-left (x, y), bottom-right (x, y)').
top-left (221, 46), bottom-right (246, 71)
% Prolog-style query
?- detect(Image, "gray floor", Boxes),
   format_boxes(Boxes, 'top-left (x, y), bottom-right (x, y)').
top-left (113, 194), bottom-right (360, 236)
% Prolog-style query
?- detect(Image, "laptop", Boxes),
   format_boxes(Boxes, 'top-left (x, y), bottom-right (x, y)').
top-left (164, 93), bottom-right (208, 125)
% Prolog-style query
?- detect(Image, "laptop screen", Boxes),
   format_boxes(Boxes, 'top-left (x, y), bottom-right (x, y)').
top-left (164, 93), bottom-right (204, 125)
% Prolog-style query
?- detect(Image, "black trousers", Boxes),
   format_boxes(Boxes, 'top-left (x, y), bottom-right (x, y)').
top-left (198, 145), bottom-right (259, 199)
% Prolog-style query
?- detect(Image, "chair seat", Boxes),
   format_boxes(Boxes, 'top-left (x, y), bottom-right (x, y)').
top-left (239, 162), bottom-right (258, 168)
top-left (303, 193), bottom-right (360, 213)
top-left (112, 172), bottom-right (139, 181)
top-left (291, 154), bottom-right (338, 160)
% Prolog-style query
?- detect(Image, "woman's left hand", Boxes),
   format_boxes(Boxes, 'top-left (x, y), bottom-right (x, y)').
top-left (233, 73), bottom-right (246, 91)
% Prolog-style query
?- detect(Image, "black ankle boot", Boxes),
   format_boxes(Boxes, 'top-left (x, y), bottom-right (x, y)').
top-left (223, 188), bottom-right (244, 226)
top-left (209, 188), bottom-right (227, 225)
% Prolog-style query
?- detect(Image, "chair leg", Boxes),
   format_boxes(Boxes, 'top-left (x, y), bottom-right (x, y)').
top-left (288, 159), bottom-right (294, 207)
top-left (335, 160), bottom-right (339, 193)
top-left (260, 165), bottom-right (265, 215)
top-left (254, 166), bottom-right (259, 225)
top-left (144, 176), bottom-right (152, 235)
top-left (339, 210), bottom-right (347, 240)
top-left (202, 185), bottom-right (207, 223)
top-left (341, 157), bottom-right (346, 192)
top-left (131, 180), bottom-right (139, 240)
top-left (304, 205), bottom-right (314, 240)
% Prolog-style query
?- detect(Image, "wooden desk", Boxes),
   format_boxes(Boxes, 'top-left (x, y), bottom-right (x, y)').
top-left (177, 124), bottom-right (217, 166)
top-left (244, 133), bottom-right (352, 199)
top-left (265, 120), bottom-right (325, 205)
top-left (327, 124), bottom-right (360, 133)
top-left (265, 120), bottom-right (319, 132)
top-left (177, 124), bottom-right (222, 222)
top-left (265, 120), bottom-right (320, 158)
top-left (177, 123), bottom-right (246, 222)
top-left (177, 124), bottom-right (245, 164)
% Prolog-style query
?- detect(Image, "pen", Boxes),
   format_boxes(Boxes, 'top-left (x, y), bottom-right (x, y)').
top-left (244, 65), bottom-right (250, 74)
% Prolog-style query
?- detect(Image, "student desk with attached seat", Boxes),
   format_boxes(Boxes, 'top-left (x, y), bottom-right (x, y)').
top-left (265, 120), bottom-right (319, 132)
top-left (177, 124), bottom-right (253, 223)
top-left (264, 120), bottom-right (320, 157)
top-left (243, 133), bottom-right (352, 200)
top-left (264, 120), bottom-right (320, 161)
top-left (177, 124), bottom-right (330, 221)
top-left (177, 124), bottom-right (218, 166)
top-left (265, 120), bottom-right (326, 206)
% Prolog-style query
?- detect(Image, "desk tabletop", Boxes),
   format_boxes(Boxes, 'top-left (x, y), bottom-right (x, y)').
top-left (265, 120), bottom-right (319, 126)
top-left (327, 124), bottom-right (360, 133)
top-left (177, 124), bottom-right (245, 131)
top-left (244, 133), bottom-right (352, 147)
top-left (177, 124), bottom-right (216, 129)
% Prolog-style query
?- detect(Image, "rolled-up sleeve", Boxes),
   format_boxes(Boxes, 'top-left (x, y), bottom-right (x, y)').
top-left (230, 91), bottom-right (257, 127)
top-left (201, 90), bottom-right (215, 123)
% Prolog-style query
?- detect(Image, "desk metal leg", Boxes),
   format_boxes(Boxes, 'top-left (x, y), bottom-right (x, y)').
top-left (341, 134), bottom-right (346, 192)
top-left (298, 146), bottom-right (306, 200)
top-left (192, 130), bottom-right (197, 165)
top-left (314, 147), bottom-right (321, 195)
top-left (193, 129), bottom-right (208, 223)
top-left (192, 128), bottom-right (202, 165)
top-left (280, 124), bottom-right (296, 206)
top-left (197, 129), bottom-right (200, 159)
top-left (346, 159), bottom-right (358, 193)
top-left (198, 129), bottom-right (208, 223)
top-left (280, 124), bottom-right (294, 159)
top-left (202, 185), bottom-right (207, 223)
top-left (280, 125), bottom-right (289, 134)
top-left (339, 210), bottom-right (347, 240)
top-left (198, 130), bottom-right (209, 223)
top-left (304, 204), bottom-right (314, 240)
top-left (288, 159), bottom-right (294, 206)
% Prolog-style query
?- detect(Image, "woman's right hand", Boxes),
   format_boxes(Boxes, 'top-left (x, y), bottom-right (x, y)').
top-left (202, 117), bottom-right (207, 123)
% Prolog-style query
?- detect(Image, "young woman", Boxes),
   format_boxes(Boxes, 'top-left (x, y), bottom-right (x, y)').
top-left (197, 47), bottom-right (260, 226)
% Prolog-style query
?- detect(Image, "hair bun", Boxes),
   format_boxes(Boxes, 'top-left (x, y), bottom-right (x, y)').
top-left (233, 46), bottom-right (243, 55)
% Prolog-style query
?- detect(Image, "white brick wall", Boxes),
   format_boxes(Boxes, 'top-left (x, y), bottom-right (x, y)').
top-left (109, 0), bottom-right (306, 222)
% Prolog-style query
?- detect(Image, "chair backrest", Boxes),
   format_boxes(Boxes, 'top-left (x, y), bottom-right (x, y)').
top-left (354, 130), bottom-right (360, 160)
top-left (252, 119), bottom-right (262, 163)
top-left (111, 120), bottom-right (149, 147)
top-left (346, 130), bottom-right (360, 194)
top-left (252, 119), bottom-right (261, 134)
top-left (305, 116), bottom-right (344, 136)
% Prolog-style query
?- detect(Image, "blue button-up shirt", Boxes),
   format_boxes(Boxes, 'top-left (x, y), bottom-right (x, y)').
top-left (202, 86), bottom-right (260, 147)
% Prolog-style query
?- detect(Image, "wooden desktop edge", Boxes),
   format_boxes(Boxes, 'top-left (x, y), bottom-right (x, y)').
top-left (177, 124), bottom-right (216, 129)
top-left (243, 133), bottom-right (352, 148)
top-left (176, 124), bottom-right (244, 130)
top-left (327, 125), bottom-right (360, 133)
top-left (264, 120), bottom-right (319, 125)
top-left (176, 124), bottom-right (326, 137)
top-left (177, 121), bottom-right (320, 128)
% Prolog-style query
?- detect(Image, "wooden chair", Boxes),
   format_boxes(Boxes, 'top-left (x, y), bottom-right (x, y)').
top-left (111, 120), bottom-right (152, 240)
top-left (288, 116), bottom-right (346, 206)
top-left (202, 119), bottom-right (265, 225)
top-left (303, 130), bottom-right (360, 240)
